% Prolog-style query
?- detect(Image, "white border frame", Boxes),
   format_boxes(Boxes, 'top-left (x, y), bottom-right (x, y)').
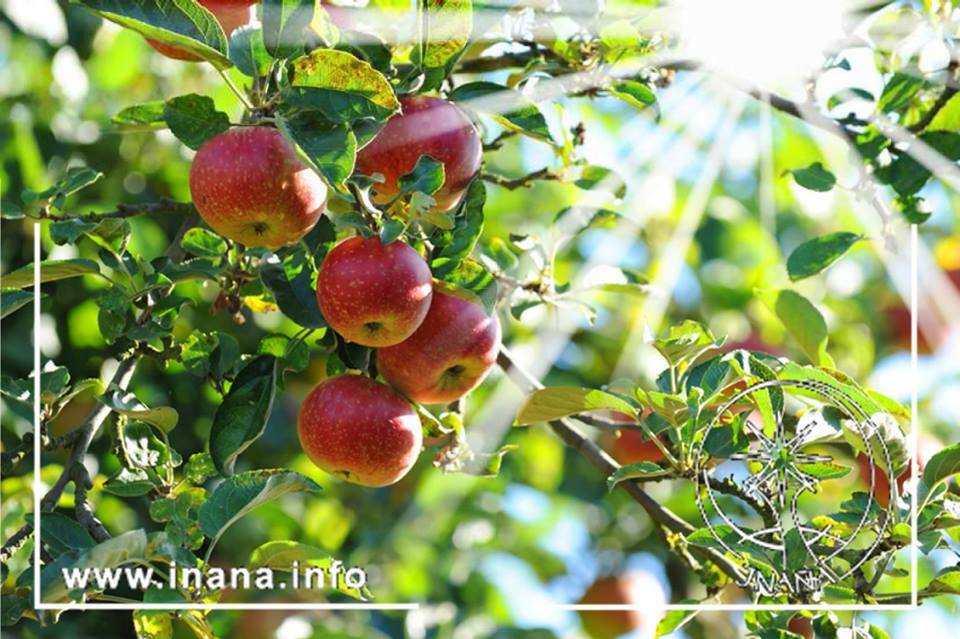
top-left (30, 224), bottom-right (920, 614)
top-left (30, 226), bottom-right (419, 613)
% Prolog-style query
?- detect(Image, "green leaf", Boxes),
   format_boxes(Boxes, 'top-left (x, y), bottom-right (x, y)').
top-left (101, 390), bottom-right (179, 432)
top-left (104, 467), bottom-right (156, 497)
top-left (655, 605), bottom-right (698, 637)
top-left (163, 94), bottom-right (231, 151)
top-left (789, 162), bottom-right (836, 192)
top-left (610, 80), bottom-right (657, 110)
top-left (878, 72), bottom-right (924, 113)
top-left (73, 0), bottom-right (231, 68)
top-left (431, 257), bottom-right (497, 314)
top-left (55, 167), bottom-right (104, 198)
top-left (41, 512), bottom-right (95, 556)
top-left (262, 0), bottom-right (315, 59)
top-left (0, 258), bottom-right (101, 289)
top-left (703, 413), bottom-right (750, 458)
top-left (795, 461), bottom-right (852, 480)
top-left (420, 0), bottom-right (472, 70)
top-left (197, 470), bottom-right (321, 553)
top-left (122, 421), bottom-right (182, 469)
top-left (249, 540), bottom-right (371, 600)
top-left (0, 288), bottom-right (36, 319)
top-left (208, 355), bottom-right (279, 477)
top-left (827, 88), bottom-right (874, 109)
top-left (759, 289), bottom-right (833, 367)
top-left (607, 461), bottom-right (666, 490)
top-left (228, 25), bottom-right (271, 77)
top-left (41, 529), bottom-right (149, 603)
top-left (432, 179), bottom-right (485, 272)
top-left (686, 525), bottom-right (775, 568)
top-left (379, 217), bottom-right (406, 245)
top-left (786, 232), bottom-right (862, 281)
top-left (278, 114), bottom-right (357, 190)
top-left (573, 165), bottom-right (626, 198)
top-left (257, 334), bottom-right (310, 372)
top-left (448, 81), bottom-right (553, 142)
top-left (516, 387), bottom-right (636, 425)
top-left (926, 567), bottom-right (960, 595)
top-left (50, 219), bottom-right (98, 245)
top-left (922, 442), bottom-right (960, 494)
top-left (180, 227), bottom-right (227, 257)
top-left (133, 610), bottom-right (173, 639)
top-left (0, 595), bottom-right (31, 626)
top-left (651, 320), bottom-right (723, 368)
top-left (398, 155), bottom-right (445, 195)
top-left (881, 132), bottom-right (960, 197)
top-left (112, 101), bottom-right (166, 130)
top-left (929, 93), bottom-right (960, 132)
top-left (285, 48), bottom-right (399, 123)
top-left (260, 248), bottom-right (327, 328)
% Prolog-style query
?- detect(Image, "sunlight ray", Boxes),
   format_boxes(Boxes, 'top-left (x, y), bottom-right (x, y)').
top-left (381, 76), bottom-right (727, 538)
top-left (612, 95), bottom-right (748, 379)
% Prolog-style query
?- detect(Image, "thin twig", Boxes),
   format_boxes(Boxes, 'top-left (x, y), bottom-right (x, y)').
top-left (908, 63), bottom-right (959, 133)
top-left (481, 168), bottom-right (560, 190)
top-left (496, 347), bottom-right (744, 583)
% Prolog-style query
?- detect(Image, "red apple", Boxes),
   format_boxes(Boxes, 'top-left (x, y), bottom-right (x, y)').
top-left (298, 375), bottom-right (422, 487)
top-left (611, 429), bottom-right (666, 465)
top-left (317, 236), bottom-right (433, 347)
top-left (577, 573), bottom-right (665, 639)
top-left (355, 96), bottom-right (482, 212)
top-left (147, 1), bottom-right (256, 61)
top-left (377, 290), bottom-right (501, 404)
top-left (190, 126), bottom-right (327, 249)
top-left (885, 269), bottom-right (959, 353)
top-left (787, 614), bottom-right (813, 639)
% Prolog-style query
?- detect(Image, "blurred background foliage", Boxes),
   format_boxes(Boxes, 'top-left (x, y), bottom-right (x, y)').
top-left (2, 1), bottom-right (959, 638)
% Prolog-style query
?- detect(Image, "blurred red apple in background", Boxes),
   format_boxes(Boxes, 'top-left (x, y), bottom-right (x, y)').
top-left (147, 1), bottom-right (256, 61)
top-left (577, 572), bottom-right (665, 639)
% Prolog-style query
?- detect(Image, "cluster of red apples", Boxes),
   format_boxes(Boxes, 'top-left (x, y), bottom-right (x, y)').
top-left (166, 2), bottom-right (496, 488)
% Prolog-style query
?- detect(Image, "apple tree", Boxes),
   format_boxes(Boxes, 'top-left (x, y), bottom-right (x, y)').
top-left (1, 1), bottom-right (959, 638)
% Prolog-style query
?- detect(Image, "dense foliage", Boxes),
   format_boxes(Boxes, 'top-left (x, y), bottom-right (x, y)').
top-left (1, 1), bottom-right (959, 638)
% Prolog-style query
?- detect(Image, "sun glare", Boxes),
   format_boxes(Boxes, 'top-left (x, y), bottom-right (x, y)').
top-left (669, 0), bottom-right (846, 93)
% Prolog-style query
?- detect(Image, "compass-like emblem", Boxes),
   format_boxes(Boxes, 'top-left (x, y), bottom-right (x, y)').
top-left (694, 378), bottom-right (898, 597)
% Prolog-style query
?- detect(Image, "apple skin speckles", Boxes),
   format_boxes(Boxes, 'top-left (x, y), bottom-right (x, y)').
top-left (317, 236), bottom-right (433, 347)
top-left (297, 375), bottom-right (422, 487)
top-left (189, 126), bottom-right (327, 249)
top-left (355, 95), bottom-right (482, 212)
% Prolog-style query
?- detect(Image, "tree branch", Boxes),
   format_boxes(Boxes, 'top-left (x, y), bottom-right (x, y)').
top-left (496, 347), bottom-right (744, 584)
top-left (481, 168), bottom-right (560, 190)
top-left (4, 212), bottom-right (200, 556)
top-left (908, 63), bottom-right (959, 133)
top-left (0, 523), bottom-right (34, 564)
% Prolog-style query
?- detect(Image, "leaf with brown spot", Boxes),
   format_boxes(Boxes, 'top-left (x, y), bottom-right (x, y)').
top-left (284, 49), bottom-right (399, 124)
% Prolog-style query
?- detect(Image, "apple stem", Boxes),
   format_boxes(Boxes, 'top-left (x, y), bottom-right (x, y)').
top-left (216, 67), bottom-right (255, 112)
